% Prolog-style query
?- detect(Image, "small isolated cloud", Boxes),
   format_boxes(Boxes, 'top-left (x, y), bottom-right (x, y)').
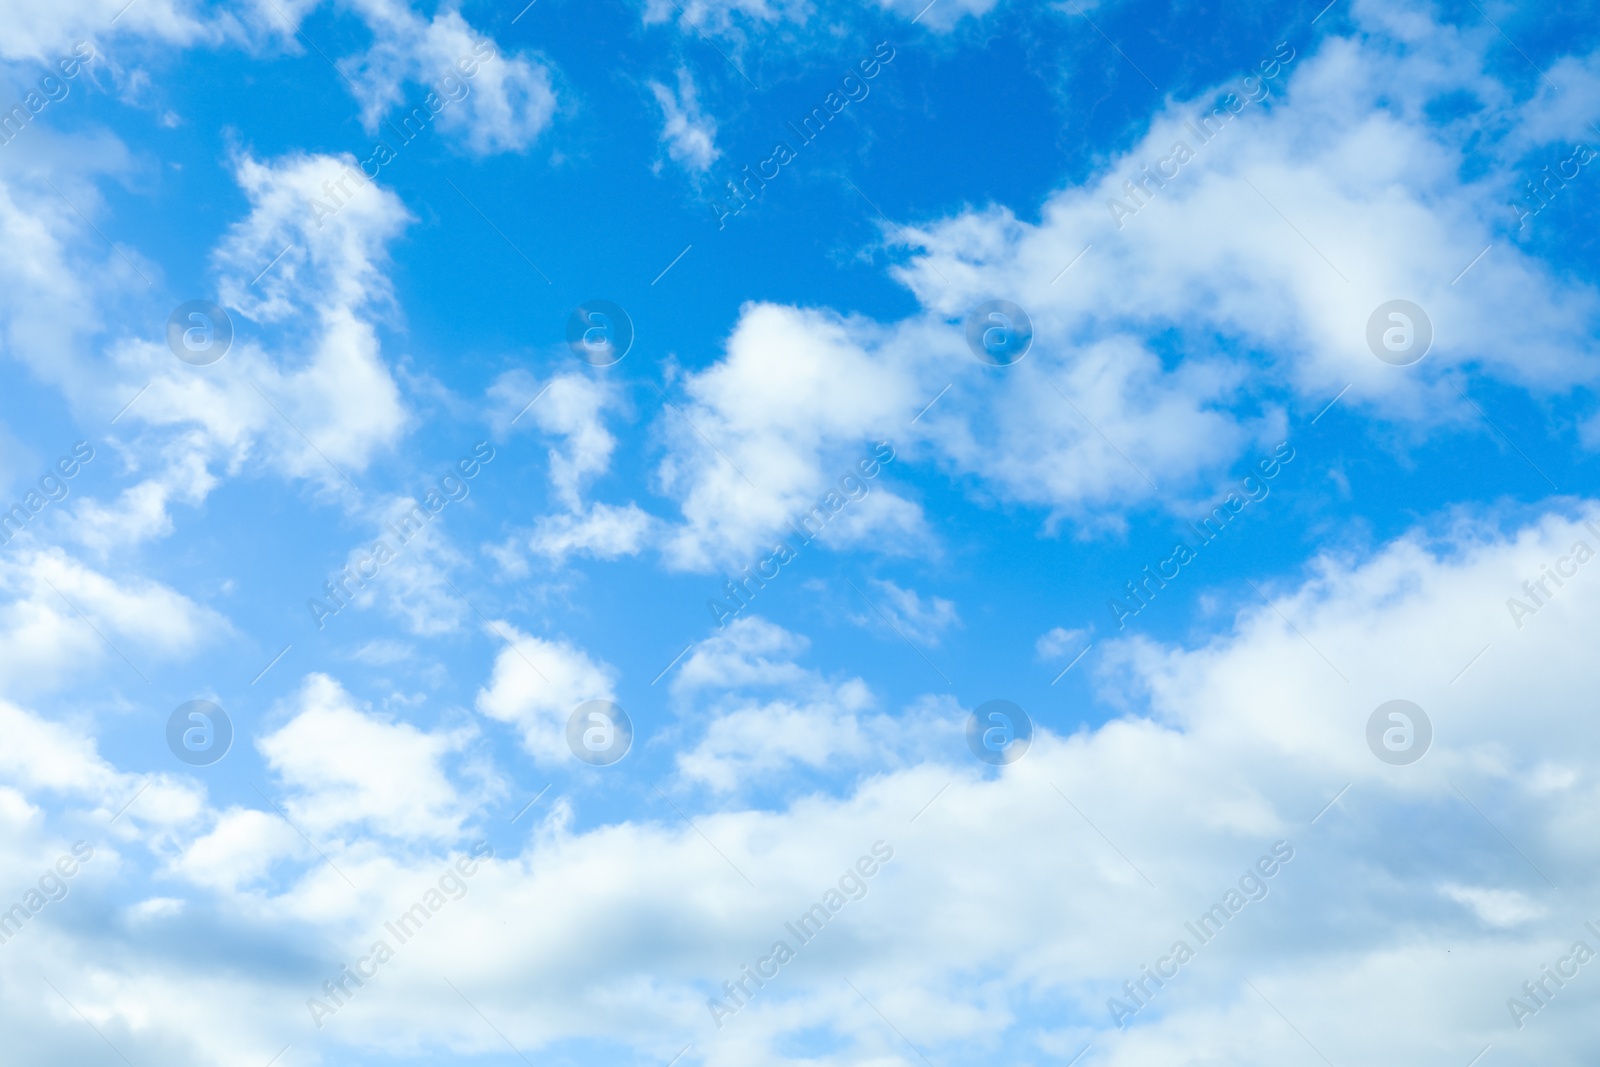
top-left (648, 68), bottom-right (719, 174)
top-left (531, 502), bottom-right (654, 561)
top-left (474, 623), bottom-right (617, 763)
top-left (345, 11), bottom-right (557, 155)
top-left (673, 615), bottom-right (813, 693)
top-left (1036, 626), bottom-right (1088, 661)
top-left (1439, 884), bottom-right (1547, 928)
top-left (855, 578), bottom-right (960, 646)
top-left (671, 615), bottom-right (905, 792)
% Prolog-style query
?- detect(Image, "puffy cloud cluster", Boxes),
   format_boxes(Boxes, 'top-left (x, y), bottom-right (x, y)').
top-left (0, 2), bottom-right (1597, 1066)
top-left (0, 502), bottom-right (1595, 1064)
top-left (646, 1), bottom-right (1600, 568)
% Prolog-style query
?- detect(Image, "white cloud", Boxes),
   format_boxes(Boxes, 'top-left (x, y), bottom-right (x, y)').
top-left (649, 68), bottom-right (719, 174)
top-left (0, 140), bottom-right (145, 401)
top-left (330, 493), bottom-right (472, 637)
top-left (102, 150), bottom-right (413, 501)
top-left (672, 614), bottom-right (813, 693)
top-left (0, 548), bottom-right (227, 693)
top-left (650, 8), bottom-right (1600, 567)
top-left (0, 1), bottom-right (556, 158)
top-left (854, 578), bottom-right (959, 646)
top-left (1036, 625), bottom-right (1087, 660)
top-left (531, 501), bottom-right (654, 561)
top-left (672, 616), bottom-right (880, 791)
top-left (1440, 884), bottom-right (1546, 928)
top-left (173, 807), bottom-right (306, 892)
top-left (258, 673), bottom-right (482, 842)
top-left (341, 5), bottom-right (557, 155)
top-left (656, 304), bottom-right (927, 570)
top-left (893, 18), bottom-right (1600, 412)
top-left (0, 2), bottom-right (209, 61)
top-left (9, 501), bottom-right (1600, 1064)
top-left (640, 0), bottom-right (803, 34)
top-left (0, 695), bottom-right (122, 798)
top-left (65, 436), bottom-right (218, 554)
top-left (8, 7), bottom-right (1600, 1067)
top-left (487, 369), bottom-right (656, 562)
top-left (474, 623), bottom-right (616, 763)
top-left (0, 143), bottom-right (415, 560)
top-left (675, 683), bottom-right (882, 791)
top-left (640, 0), bottom-right (989, 35)
top-left (525, 373), bottom-right (619, 510)
top-left (671, 616), bottom-right (955, 792)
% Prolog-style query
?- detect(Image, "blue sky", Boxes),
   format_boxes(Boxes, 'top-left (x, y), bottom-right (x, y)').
top-left (2, 0), bottom-right (1600, 1063)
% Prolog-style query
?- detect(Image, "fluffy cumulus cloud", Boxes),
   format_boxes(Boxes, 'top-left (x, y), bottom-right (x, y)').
top-left (259, 673), bottom-right (484, 842)
top-left (670, 616), bottom-right (922, 792)
top-left (474, 622), bottom-right (618, 762)
top-left (525, 372), bottom-right (620, 510)
top-left (3, 1), bottom-right (1600, 1065)
top-left (901, 11), bottom-right (1600, 410)
top-left (0, 547), bottom-right (226, 693)
top-left (648, 1), bottom-right (1600, 567)
top-left (0, 504), bottom-right (1597, 1063)
top-left (0, 144), bottom-right (415, 566)
top-left (656, 304), bottom-right (928, 570)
